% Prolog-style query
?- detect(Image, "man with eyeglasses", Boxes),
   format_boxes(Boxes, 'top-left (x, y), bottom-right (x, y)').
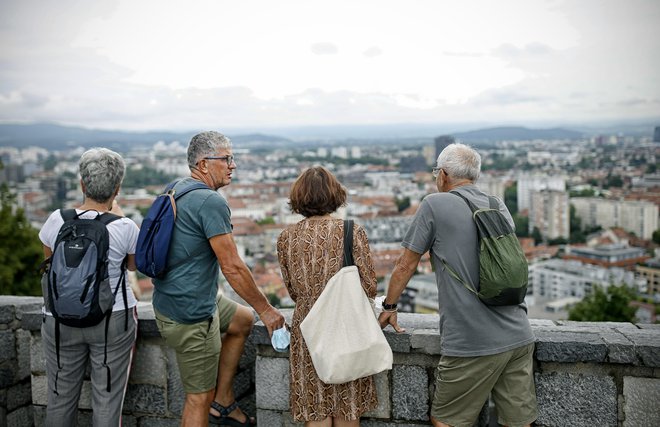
top-left (152, 131), bottom-right (285, 427)
top-left (379, 143), bottom-right (537, 427)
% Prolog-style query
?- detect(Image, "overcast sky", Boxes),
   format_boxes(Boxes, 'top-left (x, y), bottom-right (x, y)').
top-left (1, 0), bottom-right (658, 132)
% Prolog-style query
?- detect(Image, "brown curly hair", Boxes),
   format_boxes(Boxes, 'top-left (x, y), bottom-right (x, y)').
top-left (289, 166), bottom-right (347, 217)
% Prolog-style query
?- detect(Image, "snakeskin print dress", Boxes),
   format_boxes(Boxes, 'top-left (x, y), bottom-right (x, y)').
top-left (276, 218), bottom-right (378, 422)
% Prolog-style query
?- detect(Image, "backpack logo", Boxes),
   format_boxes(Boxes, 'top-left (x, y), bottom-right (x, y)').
top-left (443, 191), bottom-right (528, 306)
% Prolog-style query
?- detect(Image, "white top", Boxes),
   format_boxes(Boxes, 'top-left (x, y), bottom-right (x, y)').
top-left (39, 209), bottom-right (140, 312)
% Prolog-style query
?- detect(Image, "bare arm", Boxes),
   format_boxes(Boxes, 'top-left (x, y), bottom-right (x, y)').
top-left (377, 248), bottom-right (423, 333)
top-left (43, 245), bottom-right (52, 259)
top-left (210, 233), bottom-right (285, 336)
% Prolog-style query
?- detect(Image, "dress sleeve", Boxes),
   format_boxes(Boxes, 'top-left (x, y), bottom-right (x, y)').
top-left (353, 224), bottom-right (377, 298)
top-left (277, 229), bottom-right (297, 302)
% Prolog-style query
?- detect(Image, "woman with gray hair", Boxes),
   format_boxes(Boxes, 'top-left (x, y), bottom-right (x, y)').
top-left (39, 148), bottom-right (140, 426)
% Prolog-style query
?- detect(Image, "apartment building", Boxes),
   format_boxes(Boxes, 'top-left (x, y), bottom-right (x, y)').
top-left (571, 197), bottom-right (658, 240)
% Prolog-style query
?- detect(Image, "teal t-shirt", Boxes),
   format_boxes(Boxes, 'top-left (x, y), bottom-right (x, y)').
top-left (152, 178), bottom-right (233, 323)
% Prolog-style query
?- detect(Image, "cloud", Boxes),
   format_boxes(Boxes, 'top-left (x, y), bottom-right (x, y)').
top-left (492, 42), bottom-right (554, 59)
top-left (363, 46), bottom-right (383, 58)
top-left (443, 51), bottom-right (485, 58)
top-left (310, 42), bottom-right (338, 55)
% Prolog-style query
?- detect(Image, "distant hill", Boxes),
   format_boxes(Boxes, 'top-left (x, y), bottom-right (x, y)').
top-left (453, 126), bottom-right (584, 144)
top-left (0, 123), bottom-right (292, 151)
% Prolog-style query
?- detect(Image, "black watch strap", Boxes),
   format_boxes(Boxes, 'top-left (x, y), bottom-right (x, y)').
top-left (382, 302), bottom-right (398, 310)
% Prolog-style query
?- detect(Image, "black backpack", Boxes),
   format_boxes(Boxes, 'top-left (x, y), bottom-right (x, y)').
top-left (42, 209), bottom-right (129, 392)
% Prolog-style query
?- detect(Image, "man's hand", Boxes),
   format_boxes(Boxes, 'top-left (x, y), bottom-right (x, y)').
top-left (378, 310), bottom-right (405, 333)
top-left (259, 306), bottom-right (285, 337)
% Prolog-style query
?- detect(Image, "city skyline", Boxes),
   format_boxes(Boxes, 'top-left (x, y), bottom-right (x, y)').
top-left (1, 0), bottom-right (659, 132)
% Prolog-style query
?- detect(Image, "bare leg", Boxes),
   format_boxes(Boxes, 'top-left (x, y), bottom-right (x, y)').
top-left (333, 417), bottom-right (360, 427)
top-left (305, 417), bottom-right (332, 427)
top-left (182, 390), bottom-right (214, 427)
top-left (210, 304), bottom-right (255, 423)
top-left (431, 416), bottom-right (453, 427)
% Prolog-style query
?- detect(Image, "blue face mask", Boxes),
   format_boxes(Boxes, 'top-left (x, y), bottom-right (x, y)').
top-left (271, 325), bottom-right (290, 352)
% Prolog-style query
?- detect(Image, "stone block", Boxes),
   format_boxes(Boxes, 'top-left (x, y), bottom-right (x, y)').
top-left (31, 375), bottom-right (48, 406)
top-left (364, 370), bottom-right (391, 419)
top-left (398, 312), bottom-right (439, 330)
top-left (233, 367), bottom-right (253, 398)
top-left (239, 334), bottom-right (258, 370)
top-left (392, 365), bottom-right (428, 421)
top-left (535, 372), bottom-right (617, 427)
top-left (121, 414), bottom-right (138, 427)
top-left (165, 347), bottom-right (184, 416)
top-left (31, 334), bottom-right (46, 374)
top-left (7, 380), bottom-right (31, 411)
top-left (77, 411), bottom-right (92, 426)
top-left (529, 319), bottom-right (556, 328)
top-left (636, 323), bottom-right (660, 330)
top-left (255, 356), bottom-right (289, 411)
top-left (623, 376), bottom-right (660, 427)
top-left (534, 330), bottom-right (607, 363)
top-left (384, 330), bottom-right (411, 353)
top-left (33, 405), bottom-right (45, 427)
top-left (77, 380), bottom-right (93, 409)
top-left (139, 417), bottom-right (181, 427)
top-left (0, 361), bottom-right (18, 388)
top-left (6, 405), bottom-right (32, 427)
top-left (251, 323), bottom-right (271, 346)
top-left (257, 409), bottom-right (283, 426)
top-left (0, 388), bottom-right (5, 406)
top-left (361, 420), bottom-right (430, 427)
top-left (20, 311), bottom-right (43, 332)
top-left (0, 304), bottom-right (15, 324)
top-left (123, 383), bottom-right (167, 415)
top-left (15, 301), bottom-right (42, 320)
top-left (281, 410), bottom-right (304, 427)
top-left (621, 330), bottom-right (660, 367)
top-left (0, 330), bottom-right (16, 362)
top-left (555, 320), bottom-right (637, 329)
top-left (410, 329), bottom-right (442, 355)
top-left (16, 329), bottom-right (31, 380)
top-left (129, 343), bottom-right (167, 386)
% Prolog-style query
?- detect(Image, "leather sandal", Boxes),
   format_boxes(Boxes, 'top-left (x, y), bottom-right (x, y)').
top-left (208, 400), bottom-right (256, 426)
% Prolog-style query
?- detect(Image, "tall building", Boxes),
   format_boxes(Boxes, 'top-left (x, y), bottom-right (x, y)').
top-left (434, 135), bottom-right (455, 159)
top-left (529, 190), bottom-right (570, 240)
top-left (571, 197), bottom-right (658, 240)
top-left (653, 126), bottom-right (660, 143)
top-left (477, 174), bottom-right (507, 201)
top-left (517, 173), bottom-right (566, 212)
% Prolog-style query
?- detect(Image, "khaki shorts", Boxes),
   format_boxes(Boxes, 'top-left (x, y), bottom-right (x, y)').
top-left (431, 343), bottom-right (537, 427)
top-left (155, 294), bottom-right (238, 394)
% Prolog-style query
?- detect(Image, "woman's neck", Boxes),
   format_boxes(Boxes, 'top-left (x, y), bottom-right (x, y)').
top-left (79, 199), bottom-right (112, 212)
top-left (306, 214), bottom-right (333, 220)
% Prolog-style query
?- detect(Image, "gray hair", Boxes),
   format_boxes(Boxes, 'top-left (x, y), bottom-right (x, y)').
top-left (436, 143), bottom-right (481, 182)
top-left (187, 131), bottom-right (232, 168)
top-left (79, 148), bottom-right (125, 203)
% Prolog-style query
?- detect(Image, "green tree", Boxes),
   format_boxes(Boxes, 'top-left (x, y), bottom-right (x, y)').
top-left (531, 227), bottom-right (543, 244)
top-left (394, 196), bottom-right (411, 212)
top-left (513, 214), bottom-right (529, 238)
top-left (257, 216), bottom-right (275, 225)
top-left (568, 285), bottom-right (637, 322)
top-left (267, 292), bottom-right (281, 308)
top-left (504, 184), bottom-right (518, 215)
top-left (0, 183), bottom-right (44, 295)
top-left (653, 229), bottom-right (660, 245)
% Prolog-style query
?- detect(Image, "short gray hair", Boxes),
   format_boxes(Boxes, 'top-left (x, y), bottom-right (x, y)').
top-left (187, 131), bottom-right (232, 168)
top-left (436, 143), bottom-right (481, 182)
top-left (79, 148), bottom-right (125, 203)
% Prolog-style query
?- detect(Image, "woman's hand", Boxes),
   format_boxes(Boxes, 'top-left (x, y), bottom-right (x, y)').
top-left (378, 310), bottom-right (405, 333)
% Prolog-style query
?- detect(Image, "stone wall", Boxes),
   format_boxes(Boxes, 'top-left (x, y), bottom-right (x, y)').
top-left (1, 297), bottom-right (659, 426)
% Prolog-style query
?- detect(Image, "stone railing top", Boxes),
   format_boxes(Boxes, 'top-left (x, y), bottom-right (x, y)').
top-left (5, 297), bottom-right (659, 367)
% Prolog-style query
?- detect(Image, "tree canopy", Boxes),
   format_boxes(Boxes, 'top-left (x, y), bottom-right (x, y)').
top-left (568, 285), bottom-right (637, 322)
top-left (0, 183), bottom-right (44, 295)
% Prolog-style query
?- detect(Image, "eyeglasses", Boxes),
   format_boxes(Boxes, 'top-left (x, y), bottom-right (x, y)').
top-left (203, 155), bottom-right (235, 166)
top-left (432, 167), bottom-right (442, 178)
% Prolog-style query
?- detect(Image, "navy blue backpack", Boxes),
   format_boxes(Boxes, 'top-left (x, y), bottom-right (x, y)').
top-left (136, 180), bottom-right (209, 278)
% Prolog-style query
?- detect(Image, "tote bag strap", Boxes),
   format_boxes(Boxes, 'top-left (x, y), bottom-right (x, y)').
top-left (343, 219), bottom-right (354, 267)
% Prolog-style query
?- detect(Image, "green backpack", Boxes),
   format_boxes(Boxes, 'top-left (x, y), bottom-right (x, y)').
top-left (442, 191), bottom-right (528, 306)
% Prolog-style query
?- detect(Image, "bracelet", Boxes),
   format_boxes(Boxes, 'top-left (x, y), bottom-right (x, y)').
top-left (382, 302), bottom-right (398, 311)
top-left (383, 307), bottom-right (398, 313)
top-left (258, 306), bottom-right (273, 317)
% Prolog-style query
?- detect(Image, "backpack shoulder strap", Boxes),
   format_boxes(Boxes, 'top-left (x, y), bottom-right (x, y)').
top-left (174, 181), bottom-right (210, 200)
top-left (97, 212), bottom-right (123, 226)
top-left (487, 196), bottom-right (499, 210)
top-left (342, 220), bottom-right (354, 267)
top-left (60, 209), bottom-right (78, 221)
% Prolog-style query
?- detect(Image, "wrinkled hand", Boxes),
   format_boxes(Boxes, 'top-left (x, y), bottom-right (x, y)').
top-left (260, 306), bottom-right (285, 337)
top-left (378, 310), bottom-right (405, 333)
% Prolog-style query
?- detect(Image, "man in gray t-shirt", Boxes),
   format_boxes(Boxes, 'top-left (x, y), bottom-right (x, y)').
top-left (379, 143), bottom-right (537, 427)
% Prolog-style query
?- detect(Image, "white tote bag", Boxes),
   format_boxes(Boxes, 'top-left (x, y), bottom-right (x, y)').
top-left (300, 220), bottom-right (393, 384)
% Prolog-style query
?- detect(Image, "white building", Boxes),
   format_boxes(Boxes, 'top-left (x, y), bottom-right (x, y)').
top-left (477, 174), bottom-right (508, 201)
top-left (530, 259), bottom-right (646, 301)
top-left (571, 197), bottom-right (658, 240)
top-left (529, 190), bottom-right (570, 240)
top-left (517, 173), bottom-right (566, 212)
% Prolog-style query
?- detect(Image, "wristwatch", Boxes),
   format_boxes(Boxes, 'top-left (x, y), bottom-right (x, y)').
top-left (382, 302), bottom-right (398, 310)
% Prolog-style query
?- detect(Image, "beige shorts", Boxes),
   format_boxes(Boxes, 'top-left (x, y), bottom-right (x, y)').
top-left (431, 343), bottom-right (537, 427)
top-left (155, 294), bottom-right (238, 394)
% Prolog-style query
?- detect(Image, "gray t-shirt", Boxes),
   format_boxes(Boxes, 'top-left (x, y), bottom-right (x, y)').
top-left (152, 178), bottom-right (233, 323)
top-left (402, 184), bottom-right (534, 357)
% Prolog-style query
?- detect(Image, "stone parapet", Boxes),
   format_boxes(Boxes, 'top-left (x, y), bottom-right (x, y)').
top-left (0, 297), bottom-right (659, 426)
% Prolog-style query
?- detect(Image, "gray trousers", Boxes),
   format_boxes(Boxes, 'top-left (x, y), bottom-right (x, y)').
top-left (41, 309), bottom-right (137, 427)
